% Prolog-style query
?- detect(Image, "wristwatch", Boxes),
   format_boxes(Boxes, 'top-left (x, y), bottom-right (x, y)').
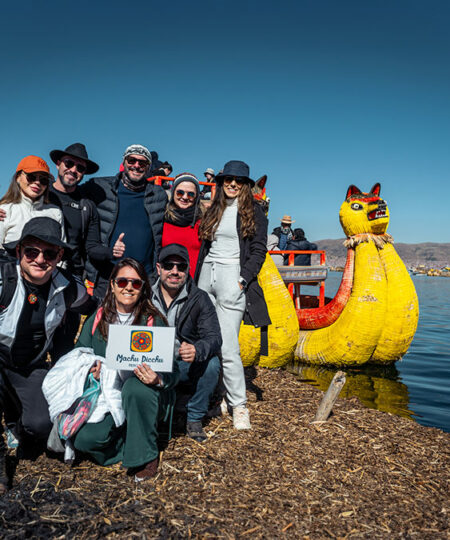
top-left (238, 277), bottom-right (248, 289)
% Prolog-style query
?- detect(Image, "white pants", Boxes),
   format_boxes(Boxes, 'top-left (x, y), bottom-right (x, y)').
top-left (198, 261), bottom-right (247, 408)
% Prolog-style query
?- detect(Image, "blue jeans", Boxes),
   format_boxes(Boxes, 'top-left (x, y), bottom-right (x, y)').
top-left (177, 356), bottom-right (221, 422)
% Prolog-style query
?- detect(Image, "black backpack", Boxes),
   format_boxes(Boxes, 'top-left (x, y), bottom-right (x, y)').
top-left (0, 258), bottom-right (78, 313)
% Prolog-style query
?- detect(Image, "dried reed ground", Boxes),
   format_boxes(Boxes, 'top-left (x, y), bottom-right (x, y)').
top-left (0, 368), bottom-right (448, 539)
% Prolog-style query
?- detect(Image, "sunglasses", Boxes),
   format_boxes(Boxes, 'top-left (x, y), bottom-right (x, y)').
top-left (25, 172), bottom-right (50, 186)
top-left (175, 189), bottom-right (196, 200)
top-left (161, 261), bottom-right (188, 273)
top-left (125, 156), bottom-right (149, 168)
top-left (23, 246), bottom-right (60, 262)
top-left (62, 158), bottom-right (87, 174)
top-left (113, 277), bottom-right (144, 290)
top-left (223, 176), bottom-right (246, 185)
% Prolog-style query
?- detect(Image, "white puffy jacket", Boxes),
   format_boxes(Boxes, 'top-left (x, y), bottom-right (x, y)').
top-left (0, 195), bottom-right (65, 246)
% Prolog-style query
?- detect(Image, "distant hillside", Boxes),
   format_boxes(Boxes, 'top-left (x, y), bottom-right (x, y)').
top-left (314, 239), bottom-right (450, 268)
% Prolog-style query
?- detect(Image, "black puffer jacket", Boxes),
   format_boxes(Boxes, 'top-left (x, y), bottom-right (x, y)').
top-left (195, 202), bottom-right (271, 328)
top-left (285, 238), bottom-right (318, 266)
top-left (80, 174), bottom-right (167, 295)
top-left (152, 278), bottom-right (222, 363)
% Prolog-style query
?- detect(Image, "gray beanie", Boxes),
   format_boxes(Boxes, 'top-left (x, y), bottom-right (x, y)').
top-left (172, 173), bottom-right (200, 194)
top-left (123, 144), bottom-right (152, 165)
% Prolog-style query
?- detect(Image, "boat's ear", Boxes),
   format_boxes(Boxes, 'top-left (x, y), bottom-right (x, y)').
top-left (370, 183), bottom-right (381, 196)
top-left (255, 175), bottom-right (267, 190)
top-left (345, 185), bottom-right (361, 200)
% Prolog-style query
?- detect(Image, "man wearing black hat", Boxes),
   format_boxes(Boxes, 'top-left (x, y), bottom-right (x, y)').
top-left (151, 244), bottom-right (222, 442)
top-left (0, 217), bottom-right (90, 485)
top-left (49, 143), bottom-right (123, 277)
top-left (48, 143), bottom-right (123, 360)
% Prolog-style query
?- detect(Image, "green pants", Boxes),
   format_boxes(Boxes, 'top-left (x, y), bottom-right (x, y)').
top-left (74, 377), bottom-right (173, 468)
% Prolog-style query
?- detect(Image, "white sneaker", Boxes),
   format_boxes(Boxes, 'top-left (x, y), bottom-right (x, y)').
top-left (233, 406), bottom-right (251, 430)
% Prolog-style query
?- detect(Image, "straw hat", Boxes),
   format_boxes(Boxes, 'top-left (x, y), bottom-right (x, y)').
top-left (280, 215), bottom-right (295, 224)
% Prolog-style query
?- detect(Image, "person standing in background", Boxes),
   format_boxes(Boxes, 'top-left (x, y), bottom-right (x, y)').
top-left (272, 215), bottom-right (295, 250)
top-left (285, 228), bottom-right (318, 266)
top-left (201, 168), bottom-right (215, 200)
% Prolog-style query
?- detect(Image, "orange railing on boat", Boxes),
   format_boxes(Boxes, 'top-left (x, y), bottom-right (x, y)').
top-left (268, 250), bottom-right (327, 309)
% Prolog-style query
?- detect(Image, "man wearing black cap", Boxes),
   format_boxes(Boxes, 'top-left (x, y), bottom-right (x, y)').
top-left (151, 244), bottom-right (222, 442)
top-left (0, 217), bottom-right (89, 488)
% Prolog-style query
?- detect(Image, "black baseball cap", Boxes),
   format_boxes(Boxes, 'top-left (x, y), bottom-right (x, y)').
top-left (158, 243), bottom-right (190, 265)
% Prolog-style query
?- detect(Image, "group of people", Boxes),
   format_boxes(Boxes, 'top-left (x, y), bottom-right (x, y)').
top-left (0, 143), bottom-right (270, 488)
top-left (268, 215), bottom-right (318, 266)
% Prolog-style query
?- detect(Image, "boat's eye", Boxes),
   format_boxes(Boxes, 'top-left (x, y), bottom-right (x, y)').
top-left (351, 203), bottom-right (363, 210)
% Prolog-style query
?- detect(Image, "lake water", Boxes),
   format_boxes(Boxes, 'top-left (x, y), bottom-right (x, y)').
top-left (288, 272), bottom-right (450, 433)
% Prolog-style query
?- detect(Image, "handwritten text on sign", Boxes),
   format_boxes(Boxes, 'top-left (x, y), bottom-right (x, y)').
top-left (105, 325), bottom-right (175, 372)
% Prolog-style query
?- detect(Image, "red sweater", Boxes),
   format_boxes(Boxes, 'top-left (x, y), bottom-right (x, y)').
top-left (161, 220), bottom-right (201, 278)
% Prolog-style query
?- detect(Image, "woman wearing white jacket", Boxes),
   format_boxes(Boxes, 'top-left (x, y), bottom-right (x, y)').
top-left (0, 155), bottom-right (65, 247)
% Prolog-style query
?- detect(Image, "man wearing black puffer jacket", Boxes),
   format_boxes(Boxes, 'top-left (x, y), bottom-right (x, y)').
top-left (285, 228), bottom-right (318, 266)
top-left (80, 144), bottom-right (167, 299)
top-left (151, 244), bottom-right (222, 443)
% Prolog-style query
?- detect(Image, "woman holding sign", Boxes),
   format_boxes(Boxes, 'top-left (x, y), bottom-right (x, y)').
top-left (73, 258), bottom-right (179, 481)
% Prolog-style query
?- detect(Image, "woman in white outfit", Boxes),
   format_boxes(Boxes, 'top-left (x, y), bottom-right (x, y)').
top-left (0, 155), bottom-right (65, 247)
top-left (195, 160), bottom-right (271, 430)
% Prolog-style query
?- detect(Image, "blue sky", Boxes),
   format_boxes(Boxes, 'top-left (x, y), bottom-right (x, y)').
top-left (1, 0), bottom-right (449, 242)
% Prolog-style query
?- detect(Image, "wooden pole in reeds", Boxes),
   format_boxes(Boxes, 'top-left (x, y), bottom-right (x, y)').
top-left (312, 370), bottom-right (346, 423)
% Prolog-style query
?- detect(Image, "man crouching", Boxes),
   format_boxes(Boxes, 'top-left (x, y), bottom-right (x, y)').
top-left (151, 244), bottom-right (222, 442)
top-left (0, 217), bottom-right (90, 492)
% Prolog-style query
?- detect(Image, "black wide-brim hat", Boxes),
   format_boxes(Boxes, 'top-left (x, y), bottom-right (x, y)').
top-left (215, 160), bottom-right (255, 187)
top-left (50, 143), bottom-right (99, 174)
top-left (4, 217), bottom-right (71, 256)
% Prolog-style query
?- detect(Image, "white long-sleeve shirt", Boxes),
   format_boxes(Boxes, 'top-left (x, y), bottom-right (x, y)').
top-left (0, 195), bottom-right (65, 246)
top-left (205, 197), bottom-right (240, 263)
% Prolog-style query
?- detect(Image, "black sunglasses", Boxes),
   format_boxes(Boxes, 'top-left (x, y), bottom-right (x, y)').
top-left (223, 176), bottom-right (246, 185)
top-left (62, 158), bottom-right (86, 174)
top-left (23, 246), bottom-right (60, 262)
top-left (25, 172), bottom-right (50, 186)
top-left (125, 156), bottom-right (149, 168)
top-left (113, 277), bottom-right (144, 290)
top-left (161, 260), bottom-right (188, 273)
top-left (175, 189), bottom-right (196, 200)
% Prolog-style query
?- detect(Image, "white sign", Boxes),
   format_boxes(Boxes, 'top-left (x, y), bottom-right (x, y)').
top-left (105, 324), bottom-right (175, 372)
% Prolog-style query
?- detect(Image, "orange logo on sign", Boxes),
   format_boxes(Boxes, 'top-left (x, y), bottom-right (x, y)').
top-left (130, 331), bottom-right (153, 352)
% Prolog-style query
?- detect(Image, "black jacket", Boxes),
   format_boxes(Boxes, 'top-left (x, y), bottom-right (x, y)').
top-left (285, 238), bottom-right (318, 266)
top-left (80, 174), bottom-right (167, 295)
top-left (48, 187), bottom-right (112, 277)
top-left (195, 202), bottom-right (271, 328)
top-left (153, 278), bottom-right (222, 363)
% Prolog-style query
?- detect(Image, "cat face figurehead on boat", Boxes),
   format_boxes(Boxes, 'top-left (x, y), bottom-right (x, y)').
top-left (339, 183), bottom-right (390, 238)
